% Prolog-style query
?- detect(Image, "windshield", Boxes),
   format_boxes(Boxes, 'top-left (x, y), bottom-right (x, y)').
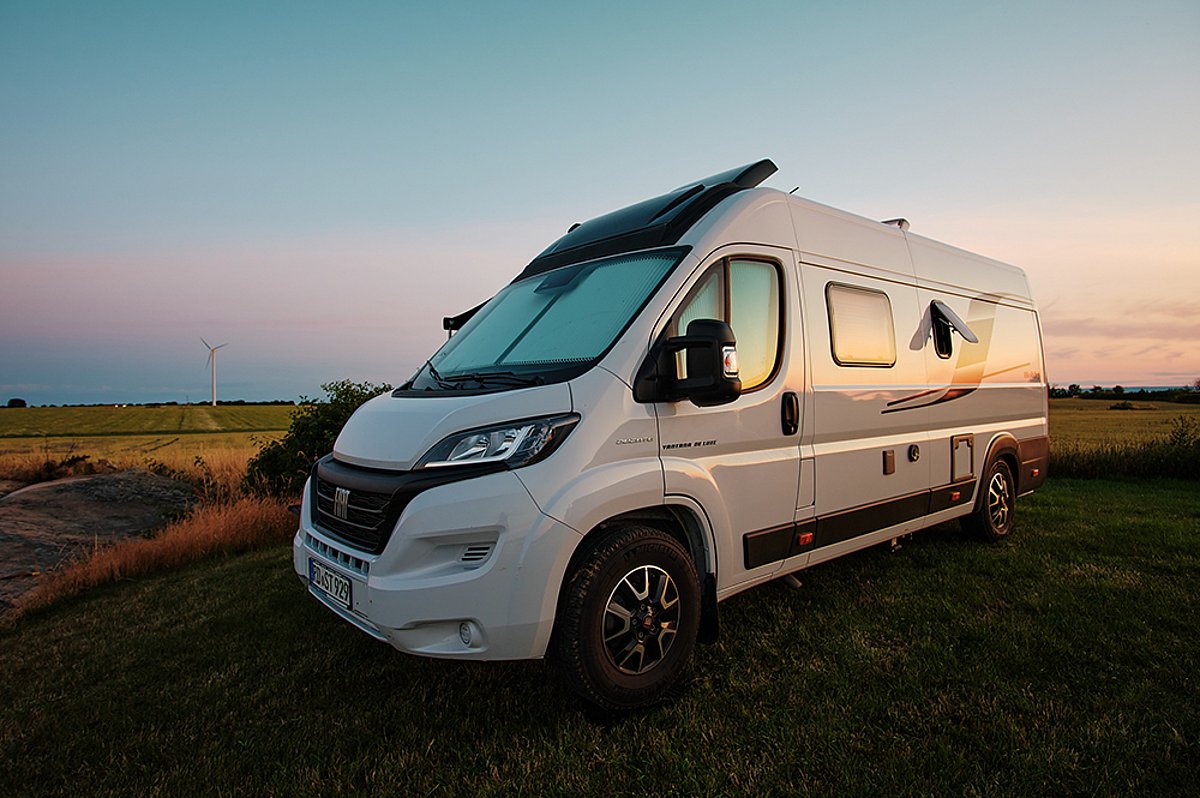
top-left (407, 248), bottom-right (687, 391)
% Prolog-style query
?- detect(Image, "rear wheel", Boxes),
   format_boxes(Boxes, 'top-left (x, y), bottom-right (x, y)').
top-left (554, 525), bottom-right (700, 712)
top-left (963, 458), bottom-right (1016, 541)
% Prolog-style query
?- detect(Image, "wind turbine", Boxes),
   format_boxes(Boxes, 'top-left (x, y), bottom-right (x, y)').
top-left (200, 337), bottom-right (228, 407)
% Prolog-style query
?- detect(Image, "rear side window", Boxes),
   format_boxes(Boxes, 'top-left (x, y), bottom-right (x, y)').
top-left (826, 283), bottom-right (896, 367)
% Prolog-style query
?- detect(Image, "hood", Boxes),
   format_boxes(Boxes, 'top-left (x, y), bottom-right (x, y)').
top-left (332, 383), bottom-right (573, 470)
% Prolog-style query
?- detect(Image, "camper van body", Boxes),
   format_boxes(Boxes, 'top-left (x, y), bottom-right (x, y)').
top-left (293, 161), bottom-right (1048, 709)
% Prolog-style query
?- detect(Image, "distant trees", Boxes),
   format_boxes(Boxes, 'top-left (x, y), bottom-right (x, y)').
top-left (6, 398), bottom-right (27, 408)
top-left (1053, 385), bottom-right (1200, 404)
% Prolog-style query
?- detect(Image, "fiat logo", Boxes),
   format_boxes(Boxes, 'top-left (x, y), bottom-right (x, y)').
top-left (333, 487), bottom-right (351, 520)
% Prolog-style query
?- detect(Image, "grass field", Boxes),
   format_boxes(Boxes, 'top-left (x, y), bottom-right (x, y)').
top-left (0, 404), bottom-right (293, 439)
top-left (1, 478), bottom-right (1196, 795)
top-left (0, 405), bottom-right (294, 482)
top-left (1049, 397), bottom-right (1200, 445)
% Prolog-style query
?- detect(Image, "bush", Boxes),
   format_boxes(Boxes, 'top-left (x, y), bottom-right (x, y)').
top-left (1108, 401), bottom-right (1136, 410)
top-left (1051, 416), bottom-right (1200, 480)
top-left (245, 380), bottom-right (391, 497)
top-left (5, 398), bottom-right (27, 408)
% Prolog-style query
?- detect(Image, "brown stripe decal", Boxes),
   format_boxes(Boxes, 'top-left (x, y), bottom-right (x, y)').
top-left (741, 482), bottom-right (975, 569)
top-left (815, 491), bottom-right (930, 548)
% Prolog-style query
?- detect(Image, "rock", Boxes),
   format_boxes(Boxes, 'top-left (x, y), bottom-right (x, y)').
top-left (0, 479), bottom-right (28, 500)
top-left (0, 470), bottom-right (196, 610)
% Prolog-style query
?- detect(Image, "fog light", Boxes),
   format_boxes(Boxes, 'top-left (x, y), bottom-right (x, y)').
top-left (459, 622), bottom-right (472, 646)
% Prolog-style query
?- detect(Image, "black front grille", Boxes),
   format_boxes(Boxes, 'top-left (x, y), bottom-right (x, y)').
top-left (309, 455), bottom-right (507, 555)
top-left (313, 478), bottom-right (394, 553)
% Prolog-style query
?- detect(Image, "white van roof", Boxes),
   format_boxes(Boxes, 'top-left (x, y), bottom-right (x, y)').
top-left (684, 187), bottom-right (1035, 308)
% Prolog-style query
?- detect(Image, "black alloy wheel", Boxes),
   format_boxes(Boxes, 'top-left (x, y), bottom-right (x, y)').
top-left (964, 458), bottom-right (1016, 542)
top-left (554, 524), bottom-right (700, 712)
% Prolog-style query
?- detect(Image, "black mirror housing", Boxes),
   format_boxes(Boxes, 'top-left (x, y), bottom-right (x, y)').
top-left (633, 318), bottom-right (742, 406)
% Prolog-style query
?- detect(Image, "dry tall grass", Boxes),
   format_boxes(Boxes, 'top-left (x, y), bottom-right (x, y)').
top-left (144, 447), bottom-right (260, 502)
top-left (0, 445), bottom-right (258, 498)
top-left (9, 496), bottom-right (296, 622)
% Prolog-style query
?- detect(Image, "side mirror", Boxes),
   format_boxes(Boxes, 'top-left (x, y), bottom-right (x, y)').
top-left (633, 319), bottom-right (742, 406)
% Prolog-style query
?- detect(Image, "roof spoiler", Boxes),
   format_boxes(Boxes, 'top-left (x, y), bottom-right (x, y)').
top-left (443, 159), bottom-right (779, 333)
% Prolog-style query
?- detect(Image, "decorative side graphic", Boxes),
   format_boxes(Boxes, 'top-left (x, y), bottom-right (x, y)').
top-left (883, 299), bottom-right (1030, 414)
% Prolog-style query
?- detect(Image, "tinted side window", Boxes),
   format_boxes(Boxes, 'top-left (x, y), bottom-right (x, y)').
top-left (671, 257), bottom-right (782, 390)
top-left (729, 260), bottom-right (781, 388)
top-left (826, 283), bottom-right (896, 367)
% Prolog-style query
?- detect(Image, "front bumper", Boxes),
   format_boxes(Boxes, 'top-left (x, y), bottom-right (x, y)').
top-left (293, 470), bottom-right (579, 660)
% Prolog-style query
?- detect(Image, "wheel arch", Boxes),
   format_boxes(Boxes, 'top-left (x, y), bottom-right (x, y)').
top-left (551, 501), bottom-right (720, 650)
top-left (978, 432), bottom-right (1021, 506)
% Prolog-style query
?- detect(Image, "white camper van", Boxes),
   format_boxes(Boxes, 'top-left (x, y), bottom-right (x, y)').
top-left (294, 160), bottom-right (1049, 710)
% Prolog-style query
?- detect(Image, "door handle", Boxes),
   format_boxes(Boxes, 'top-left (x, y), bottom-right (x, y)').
top-left (781, 392), bottom-right (799, 436)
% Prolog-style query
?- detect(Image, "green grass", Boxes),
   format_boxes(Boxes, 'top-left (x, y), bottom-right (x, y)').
top-left (0, 404), bottom-right (293, 439)
top-left (2, 479), bottom-right (1196, 796)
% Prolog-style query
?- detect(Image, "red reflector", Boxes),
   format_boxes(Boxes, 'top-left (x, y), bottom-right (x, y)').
top-left (950, 491), bottom-right (961, 501)
top-left (797, 531), bottom-right (814, 546)
top-left (1031, 468), bottom-right (1040, 477)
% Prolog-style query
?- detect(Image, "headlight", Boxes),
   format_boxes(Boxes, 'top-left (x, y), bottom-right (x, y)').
top-left (417, 414), bottom-right (580, 469)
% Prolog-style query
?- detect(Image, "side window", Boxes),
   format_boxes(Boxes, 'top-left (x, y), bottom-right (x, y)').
top-left (729, 260), bottom-right (780, 387)
top-left (670, 257), bottom-right (782, 390)
top-left (676, 269), bottom-right (724, 342)
top-left (826, 283), bottom-right (896, 367)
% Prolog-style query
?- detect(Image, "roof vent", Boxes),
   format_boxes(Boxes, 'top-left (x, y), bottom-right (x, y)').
top-left (882, 218), bottom-right (910, 231)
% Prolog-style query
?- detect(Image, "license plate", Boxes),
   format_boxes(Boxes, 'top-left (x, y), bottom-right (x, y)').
top-left (309, 558), bottom-right (351, 611)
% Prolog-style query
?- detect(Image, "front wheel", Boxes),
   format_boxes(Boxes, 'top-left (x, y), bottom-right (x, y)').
top-left (553, 525), bottom-right (700, 712)
top-left (963, 458), bottom-right (1016, 542)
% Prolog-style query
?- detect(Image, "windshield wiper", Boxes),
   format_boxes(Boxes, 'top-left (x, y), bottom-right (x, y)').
top-left (443, 371), bottom-right (545, 388)
top-left (423, 360), bottom-right (461, 390)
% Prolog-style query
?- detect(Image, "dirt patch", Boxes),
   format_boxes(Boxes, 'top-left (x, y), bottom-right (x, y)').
top-left (0, 471), bottom-right (195, 610)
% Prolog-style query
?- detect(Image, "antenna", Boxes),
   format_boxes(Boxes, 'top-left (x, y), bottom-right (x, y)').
top-left (200, 337), bottom-right (228, 407)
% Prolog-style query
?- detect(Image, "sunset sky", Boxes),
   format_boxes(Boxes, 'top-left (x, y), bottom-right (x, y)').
top-left (2, 1), bottom-right (1197, 404)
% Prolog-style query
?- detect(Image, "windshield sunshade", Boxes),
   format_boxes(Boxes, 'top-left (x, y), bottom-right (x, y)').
top-left (408, 248), bottom-right (688, 391)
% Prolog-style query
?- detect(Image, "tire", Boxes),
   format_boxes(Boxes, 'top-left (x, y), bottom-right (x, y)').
top-left (963, 457), bottom-right (1016, 542)
top-left (554, 524), bottom-right (701, 712)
